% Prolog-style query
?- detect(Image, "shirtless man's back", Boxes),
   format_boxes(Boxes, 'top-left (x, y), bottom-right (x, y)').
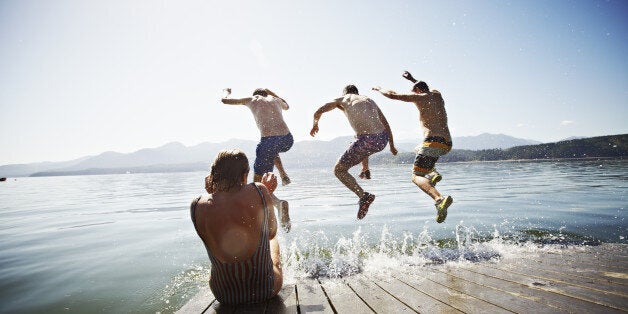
top-left (412, 90), bottom-right (451, 141)
top-left (245, 95), bottom-right (291, 137)
top-left (339, 94), bottom-right (387, 135)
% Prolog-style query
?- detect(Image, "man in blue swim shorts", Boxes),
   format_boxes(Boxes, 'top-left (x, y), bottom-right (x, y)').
top-left (310, 85), bottom-right (397, 220)
top-left (373, 71), bottom-right (453, 223)
top-left (221, 88), bottom-right (294, 231)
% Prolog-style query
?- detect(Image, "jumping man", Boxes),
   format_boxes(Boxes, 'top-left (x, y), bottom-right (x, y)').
top-left (221, 88), bottom-right (293, 231)
top-left (373, 71), bottom-right (453, 223)
top-left (310, 85), bottom-right (397, 219)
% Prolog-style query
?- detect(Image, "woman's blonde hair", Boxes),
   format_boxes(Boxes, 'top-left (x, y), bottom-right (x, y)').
top-left (208, 149), bottom-right (250, 192)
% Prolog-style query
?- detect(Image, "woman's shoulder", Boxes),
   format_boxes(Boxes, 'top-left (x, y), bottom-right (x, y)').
top-left (191, 194), bottom-right (218, 212)
top-left (190, 194), bottom-right (203, 208)
top-left (248, 182), bottom-right (269, 192)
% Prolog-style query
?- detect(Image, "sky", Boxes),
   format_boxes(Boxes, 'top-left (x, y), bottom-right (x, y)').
top-left (0, 0), bottom-right (626, 165)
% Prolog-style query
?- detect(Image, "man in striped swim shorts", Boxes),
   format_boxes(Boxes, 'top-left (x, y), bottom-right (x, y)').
top-left (373, 71), bottom-right (453, 223)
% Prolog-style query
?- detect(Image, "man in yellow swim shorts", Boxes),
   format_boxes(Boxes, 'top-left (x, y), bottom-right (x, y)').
top-left (373, 71), bottom-right (453, 223)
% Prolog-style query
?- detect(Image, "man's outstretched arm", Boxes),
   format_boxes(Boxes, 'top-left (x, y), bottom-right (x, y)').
top-left (221, 88), bottom-right (252, 105)
top-left (372, 86), bottom-right (418, 102)
top-left (310, 100), bottom-right (341, 137)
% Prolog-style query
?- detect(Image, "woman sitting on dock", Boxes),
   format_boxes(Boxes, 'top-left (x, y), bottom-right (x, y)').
top-left (190, 149), bottom-right (283, 304)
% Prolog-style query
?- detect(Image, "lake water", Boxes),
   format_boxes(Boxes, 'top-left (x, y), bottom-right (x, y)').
top-left (0, 159), bottom-right (626, 313)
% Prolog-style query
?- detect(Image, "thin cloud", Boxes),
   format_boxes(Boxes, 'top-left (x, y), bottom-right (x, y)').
top-left (250, 40), bottom-right (269, 68)
top-left (517, 123), bottom-right (535, 128)
top-left (561, 120), bottom-right (575, 126)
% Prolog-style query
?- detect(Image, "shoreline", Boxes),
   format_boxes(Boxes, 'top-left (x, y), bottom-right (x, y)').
top-left (14, 156), bottom-right (626, 178)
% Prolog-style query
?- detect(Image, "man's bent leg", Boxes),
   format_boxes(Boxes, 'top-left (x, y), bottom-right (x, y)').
top-left (412, 173), bottom-right (441, 201)
top-left (335, 161), bottom-right (374, 219)
top-left (361, 158), bottom-right (369, 172)
top-left (336, 134), bottom-right (386, 219)
top-left (412, 173), bottom-right (451, 223)
top-left (412, 153), bottom-right (443, 201)
top-left (334, 162), bottom-right (364, 198)
top-left (270, 193), bottom-right (291, 232)
top-left (274, 156), bottom-right (291, 186)
top-left (255, 172), bottom-right (291, 232)
top-left (359, 158), bottom-right (371, 179)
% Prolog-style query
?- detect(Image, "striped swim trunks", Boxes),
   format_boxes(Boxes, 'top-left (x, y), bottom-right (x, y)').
top-left (412, 136), bottom-right (452, 175)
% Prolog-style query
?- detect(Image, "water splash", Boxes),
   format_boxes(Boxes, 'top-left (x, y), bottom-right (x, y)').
top-left (282, 222), bottom-right (506, 280)
top-left (156, 265), bottom-right (209, 313)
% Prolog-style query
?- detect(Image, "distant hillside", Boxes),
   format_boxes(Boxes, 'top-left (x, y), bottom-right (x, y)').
top-left (373, 134), bottom-right (627, 164)
top-left (0, 156), bottom-right (91, 177)
top-left (27, 137), bottom-right (353, 177)
top-left (26, 140), bottom-right (258, 177)
top-left (2, 133), bottom-right (624, 178)
top-left (59, 140), bottom-right (258, 171)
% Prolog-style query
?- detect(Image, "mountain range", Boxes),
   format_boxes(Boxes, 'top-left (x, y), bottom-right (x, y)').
top-left (0, 133), bottom-right (611, 178)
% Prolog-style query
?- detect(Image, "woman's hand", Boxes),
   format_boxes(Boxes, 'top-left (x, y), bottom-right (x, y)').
top-left (261, 172), bottom-right (278, 193)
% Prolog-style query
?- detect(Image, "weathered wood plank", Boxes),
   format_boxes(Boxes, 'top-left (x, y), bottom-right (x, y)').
top-left (538, 252), bottom-right (628, 272)
top-left (498, 259), bottom-right (628, 296)
top-left (295, 279), bottom-right (333, 313)
top-left (344, 275), bottom-right (415, 313)
top-left (391, 270), bottom-right (512, 314)
top-left (542, 245), bottom-right (628, 269)
top-left (231, 303), bottom-right (263, 314)
top-left (466, 262), bottom-right (628, 312)
top-left (450, 266), bottom-right (625, 314)
top-left (204, 300), bottom-right (235, 314)
top-left (368, 274), bottom-right (464, 313)
top-left (421, 265), bottom-right (562, 313)
top-left (574, 243), bottom-right (628, 259)
top-left (175, 286), bottom-right (213, 314)
top-left (508, 253), bottom-right (628, 286)
top-left (532, 245), bottom-right (628, 262)
top-left (265, 284), bottom-right (298, 314)
top-left (319, 278), bottom-right (373, 313)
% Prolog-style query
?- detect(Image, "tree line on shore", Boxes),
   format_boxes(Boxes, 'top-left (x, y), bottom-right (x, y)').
top-left (373, 134), bottom-right (627, 164)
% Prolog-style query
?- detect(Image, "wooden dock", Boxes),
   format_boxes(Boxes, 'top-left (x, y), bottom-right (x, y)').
top-left (177, 243), bottom-right (628, 313)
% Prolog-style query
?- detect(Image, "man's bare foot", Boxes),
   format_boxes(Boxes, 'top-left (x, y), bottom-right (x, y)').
top-left (278, 200), bottom-right (291, 232)
top-left (281, 176), bottom-right (291, 186)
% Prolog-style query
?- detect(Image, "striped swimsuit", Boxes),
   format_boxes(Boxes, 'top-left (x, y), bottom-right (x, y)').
top-left (412, 136), bottom-right (453, 175)
top-left (190, 183), bottom-right (274, 304)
